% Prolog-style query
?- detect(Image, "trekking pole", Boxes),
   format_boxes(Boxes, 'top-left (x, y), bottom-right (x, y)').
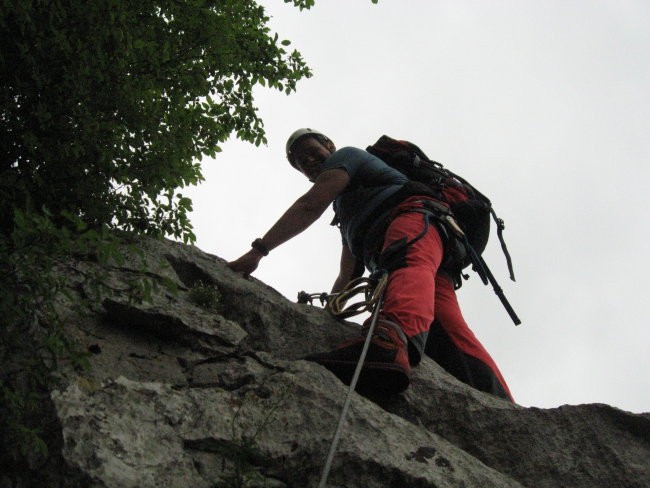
top-left (317, 271), bottom-right (387, 488)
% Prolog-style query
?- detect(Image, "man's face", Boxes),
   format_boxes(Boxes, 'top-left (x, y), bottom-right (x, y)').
top-left (292, 137), bottom-right (333, 181)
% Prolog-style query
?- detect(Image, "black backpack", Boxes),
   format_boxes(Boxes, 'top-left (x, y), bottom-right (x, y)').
top-left (366, 135), bottom-right (520, 325)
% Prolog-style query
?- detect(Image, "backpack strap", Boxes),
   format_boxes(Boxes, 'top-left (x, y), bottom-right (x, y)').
top-left (490, 207), bottom-right (515, 282)
top-left (445, 168), bottom-right (516, 282)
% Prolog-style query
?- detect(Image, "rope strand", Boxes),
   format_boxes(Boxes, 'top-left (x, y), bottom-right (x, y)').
top-left (317, 273), bottom-right (387, 488)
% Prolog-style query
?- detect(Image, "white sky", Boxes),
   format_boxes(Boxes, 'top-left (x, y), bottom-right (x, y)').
top-left (185, 0), bottom-right (650, 413)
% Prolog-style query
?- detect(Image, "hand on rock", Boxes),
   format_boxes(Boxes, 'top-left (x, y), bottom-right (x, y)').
top-left (228, 249), bottom-right (263, 277)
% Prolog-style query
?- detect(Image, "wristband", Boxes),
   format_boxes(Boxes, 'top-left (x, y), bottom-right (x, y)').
top-left (251, 238), bottom-right (269, 256)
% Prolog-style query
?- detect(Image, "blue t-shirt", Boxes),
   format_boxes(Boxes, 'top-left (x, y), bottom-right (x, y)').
top-left (319, 146), bottom-right (408, 258)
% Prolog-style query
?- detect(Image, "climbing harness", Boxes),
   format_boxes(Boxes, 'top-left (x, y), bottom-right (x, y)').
top-left (314, 270), bottom-right (388, 488)
top-left (303, 199), bottom-right (519, 326)
top-left (382, 199), bottom-right (521, 326)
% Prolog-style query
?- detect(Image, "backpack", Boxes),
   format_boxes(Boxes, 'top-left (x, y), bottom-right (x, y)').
top-left (366, 135), bottom-right (520, 325)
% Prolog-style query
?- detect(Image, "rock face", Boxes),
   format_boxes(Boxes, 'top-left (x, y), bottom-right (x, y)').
top-left (6, 237), bottom-right (650, 487)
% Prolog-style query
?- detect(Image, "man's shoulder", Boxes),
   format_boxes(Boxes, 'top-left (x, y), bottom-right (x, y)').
top-left (327, 146), bottom-right (377, 166)
top-left (331, 146), bottom-right (367, 158)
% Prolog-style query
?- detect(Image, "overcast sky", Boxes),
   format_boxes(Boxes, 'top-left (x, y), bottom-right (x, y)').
top-left (185, 0), bottom-right (650, 413)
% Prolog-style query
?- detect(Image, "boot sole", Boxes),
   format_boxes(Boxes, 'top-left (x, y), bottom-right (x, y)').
top-left (310, 358), bottom-right (410, 394)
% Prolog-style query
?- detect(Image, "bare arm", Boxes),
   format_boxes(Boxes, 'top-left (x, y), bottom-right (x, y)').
top-left (228, 168), bottom-right (350, 276)
top-left (331, 244), bottom-right (362, 294)
top-left (259, 168), bottom-right (349, 251)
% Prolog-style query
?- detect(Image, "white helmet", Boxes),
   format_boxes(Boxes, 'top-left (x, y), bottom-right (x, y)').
top-left (286, 128), bottom-right (329, 166)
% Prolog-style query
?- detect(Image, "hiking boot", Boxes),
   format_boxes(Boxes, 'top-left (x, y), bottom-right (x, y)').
top-left (305, 319), bottom-right (411, 394)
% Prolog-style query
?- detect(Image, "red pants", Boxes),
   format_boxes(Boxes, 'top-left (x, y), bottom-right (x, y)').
top-left (378, 197), bottom-right (513, 401)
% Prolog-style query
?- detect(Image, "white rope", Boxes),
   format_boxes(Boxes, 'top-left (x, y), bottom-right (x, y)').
top-left (317, 292), bottom-right (385, 488)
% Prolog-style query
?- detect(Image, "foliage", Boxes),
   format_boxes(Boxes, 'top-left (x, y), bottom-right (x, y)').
top-left (0, 0), bottom-right (378, 477)
top-left (0, 0), bottom-right (314, 474)
top-left (188, 281), bottom-right (222, 312)
top-left (0, 209), bottom-right (97, 467)
top-left (0, 0), bottom-right (313, 242)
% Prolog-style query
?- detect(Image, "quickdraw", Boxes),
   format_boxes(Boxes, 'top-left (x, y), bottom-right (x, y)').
top-left (297, 272), bottom-right (388, 320)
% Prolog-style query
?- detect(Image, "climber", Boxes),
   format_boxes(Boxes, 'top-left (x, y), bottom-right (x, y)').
top-left (228, 128), bottom-right (513, 401)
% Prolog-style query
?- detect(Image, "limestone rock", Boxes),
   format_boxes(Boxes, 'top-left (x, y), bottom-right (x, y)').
top-left (4, 237), bottom-right (649, 487)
